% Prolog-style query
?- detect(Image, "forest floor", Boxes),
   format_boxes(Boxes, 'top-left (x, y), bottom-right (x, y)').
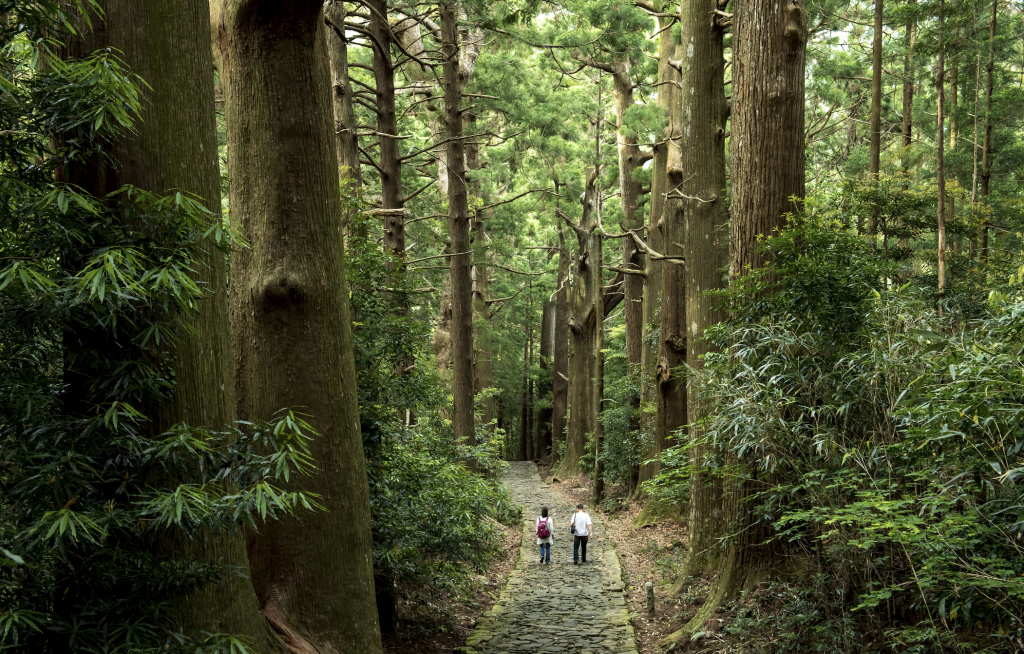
top-left (457, 461), bottom-right (638, 653)
top-left (539, 464), bottom-right (694, 654)
top-left (382, 515), bottom-right (521, 654)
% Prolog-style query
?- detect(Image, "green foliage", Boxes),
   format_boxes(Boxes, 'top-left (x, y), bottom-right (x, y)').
top-left (343, 199), bottom-right (514, 607)
top-left (0, 8), bottom-right (319, 651)
top-left (656, 213), bottom-right (1024, 651)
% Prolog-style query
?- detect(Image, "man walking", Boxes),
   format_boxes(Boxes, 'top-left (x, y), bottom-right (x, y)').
top-left (570, 504), bottom-right (593, 565)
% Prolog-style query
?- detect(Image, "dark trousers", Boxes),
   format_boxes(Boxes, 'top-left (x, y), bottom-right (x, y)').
top-left (573, 535), bottom-right (588, 562)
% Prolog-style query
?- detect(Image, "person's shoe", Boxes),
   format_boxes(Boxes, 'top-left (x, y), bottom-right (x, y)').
top-left (539, 557), bottom-right (544, 564)
top-left (573, 561), bottom-right (578, 565)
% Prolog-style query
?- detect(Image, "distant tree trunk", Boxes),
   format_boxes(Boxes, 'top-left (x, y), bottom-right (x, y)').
top-left (538, 301), bottom-right (555, 458)
top-left (867, 0), bottom-right (882, 235)
top-left (572, 56), bottom-right (644, 482)
top-left (558, 170), bottom-right (600, 478)
top-left (325, 1), bottom-right (361, 188)
top-left (678, 0), bottom-right (729, 580)
top-left (635, 14), bottom-right (678, 502)
top-left (901, 8), bottom-right (915, 171)
top-left (441, 1), bottom-right (476, 450)
top-left (592, 226), bottom-right (605, 505)
top-left (468, 115), bottom-right (494, 434)
top-left (936, 3), bottom-right (947, 309)
top-left (527, 316), bottom-right (535, 459)
top-left (216, 2), bottom-right (382, 652)
top-left (610, 70), bottom-right (645, 482)
top-left (901, 9), bottom-right (917, 250)
top-left (551, 190), bottom-right (570, 469)
top-left (71, 2), bottom-right (284, 649)
top-left (979, 0), bottom-right (996, 263)
top-left (898, 4), bottom-right (915, 251)
top-left (520, 329), bottom-right (529, 461)
top-left (949, 38), bottom-right (960, 254)
top-left (366, 0), bottom-right (403, 226)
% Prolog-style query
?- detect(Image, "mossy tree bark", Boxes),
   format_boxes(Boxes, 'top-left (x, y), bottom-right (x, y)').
top-left (666, 0), bottom-right (808, 642)
top-left (69, 2), bottom-right (284, 650)
top-left (652, 39), bottom-right (687, 531)
top-left (635, 13), bottom-right (678, 502)
top-left (216, 2), bottom-right (383, 652)
top-left (678, 0), bottom-right (730, 580)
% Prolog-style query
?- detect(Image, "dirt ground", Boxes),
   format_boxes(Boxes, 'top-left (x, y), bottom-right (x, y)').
top-left (382, 519), bottom-right (521, 654)
top-left (538, 463), bottom-right (693, 654)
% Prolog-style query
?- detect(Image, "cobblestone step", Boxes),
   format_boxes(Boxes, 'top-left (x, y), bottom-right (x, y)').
top-left (459, 462), bottom-right (638, 654)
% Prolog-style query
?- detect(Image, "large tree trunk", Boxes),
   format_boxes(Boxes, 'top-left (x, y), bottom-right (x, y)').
top-left (635, 15), bottom-right (678, 503)
top-left (551, 192), bottom-right (570, 469)
top-left (728, 0), bottom-right (807, 278)
top-left (217, 3), bottom-right (383, 653)
top-left (441, 1), bottom-right (476, 449)
top-left (677, 0), bottom-right (730, 581)
top-left (69, 3), bottom-right (284, 650)
top-left (637, 38), bottom-right (685, 528)
top-left (557, 171), bottom-right (600, 478)
top-left (676, 0), bottom-right (808, 638)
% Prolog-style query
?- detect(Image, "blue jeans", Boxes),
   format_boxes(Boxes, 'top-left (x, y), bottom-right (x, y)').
top-left (573, 535), bottom-right (588, 563)
top-left (539, 542), bottom-right (550, 562)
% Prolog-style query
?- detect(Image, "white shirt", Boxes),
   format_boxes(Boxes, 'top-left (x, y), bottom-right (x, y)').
top-left (536, 516), bottom-right (554, 544)
top-left (570, 511), bottom-right (592, 537)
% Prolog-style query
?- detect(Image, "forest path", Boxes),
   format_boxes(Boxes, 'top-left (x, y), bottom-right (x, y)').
top-left (459, 462), bottom-right (638, 654)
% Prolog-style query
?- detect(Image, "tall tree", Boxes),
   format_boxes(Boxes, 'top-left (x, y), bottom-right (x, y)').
top-left (571, 53), bottom-right (645, 470)
top-left (441, 0), bottom-right (477, 450)
top-left (672, 0), bottom-right (808, 638)
top-left (551, 183), bottom-right (570, 469)
top-left (979, 0), bottom-right (997, 262)
top-left (635, 10), bottom-right (679, 504)
top-left (558, 170), bottom-right (600, 477)
top-left (867, 0), bottom-right (883, 235)
top-left (69, 2), bottom-right (285, 650)
top-left (325, 1), bottom-right (362, 187)
top-left (538, 300), bottom-right (555, 457)
top-left (936, 0), bottom-right (947, 307)
top-left (215, 2), bottom-right (383, 652)
top-left (678, 0), bottom-right (730, 579)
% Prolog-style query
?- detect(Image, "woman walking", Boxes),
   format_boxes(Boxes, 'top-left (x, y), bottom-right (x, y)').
top-left (536, 507), bottom-right (553, 564)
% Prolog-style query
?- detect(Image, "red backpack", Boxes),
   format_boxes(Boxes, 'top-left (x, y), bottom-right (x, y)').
top-left (536, 517), bottom-right (551, 539)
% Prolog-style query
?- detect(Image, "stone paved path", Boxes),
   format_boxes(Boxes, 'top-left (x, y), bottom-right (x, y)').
top-left (460, 462), bottom-right (638, 654)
